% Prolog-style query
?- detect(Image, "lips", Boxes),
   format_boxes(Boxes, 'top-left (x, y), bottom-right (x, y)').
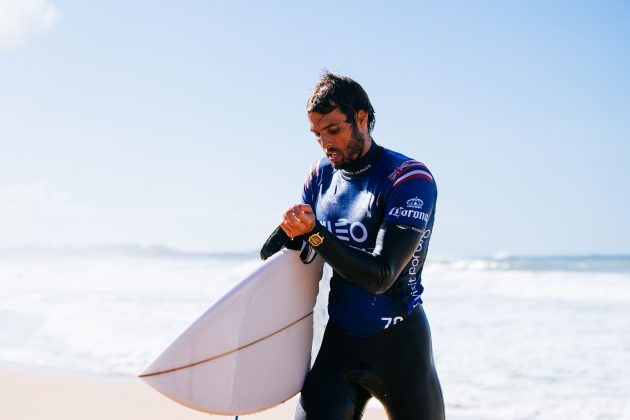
top-left (326, 149), bottom-right (339, 161)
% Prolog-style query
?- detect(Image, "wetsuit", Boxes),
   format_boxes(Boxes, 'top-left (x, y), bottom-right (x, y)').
top-left (262, 141), bottom-right (444, 419)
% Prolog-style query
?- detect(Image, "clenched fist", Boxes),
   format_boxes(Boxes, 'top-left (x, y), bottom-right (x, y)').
top-left (280, 204), bottom-right (316, 238)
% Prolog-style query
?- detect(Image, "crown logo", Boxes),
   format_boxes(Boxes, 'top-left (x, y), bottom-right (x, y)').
top-left (406, 197), bottom-right (424, 209)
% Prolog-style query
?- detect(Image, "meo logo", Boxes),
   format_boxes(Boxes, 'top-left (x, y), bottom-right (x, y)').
top-left (320, 218), bottom-right (368, 243)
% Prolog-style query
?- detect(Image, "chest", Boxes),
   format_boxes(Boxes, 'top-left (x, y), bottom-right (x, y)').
top-left (314, 174), bottom-right (388, 250)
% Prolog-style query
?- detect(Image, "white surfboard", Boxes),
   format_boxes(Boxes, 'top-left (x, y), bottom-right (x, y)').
top-left (139, 248), bottom-right (324, 415)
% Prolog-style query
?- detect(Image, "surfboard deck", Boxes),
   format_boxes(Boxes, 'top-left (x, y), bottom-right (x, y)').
top-left (139, 248), bottom-right (324, 415)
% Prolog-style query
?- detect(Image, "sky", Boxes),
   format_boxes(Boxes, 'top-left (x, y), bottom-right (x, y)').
top-left (0, 0), bottom-right (629, 257)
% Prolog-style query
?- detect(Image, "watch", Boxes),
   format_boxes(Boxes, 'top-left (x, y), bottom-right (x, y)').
top-left (307, 231), bottom-right (325, 247)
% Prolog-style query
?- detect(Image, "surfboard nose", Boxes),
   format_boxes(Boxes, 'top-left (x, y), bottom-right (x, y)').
top-left (137, 249), bottom-right (325, 415)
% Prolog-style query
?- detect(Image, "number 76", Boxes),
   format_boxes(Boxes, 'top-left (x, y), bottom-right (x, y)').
top-left (381, 316), bottom-right (403, 329)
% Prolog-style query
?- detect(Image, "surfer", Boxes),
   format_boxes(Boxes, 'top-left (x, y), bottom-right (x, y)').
top-left (262, 72), bottom-right (445, 420)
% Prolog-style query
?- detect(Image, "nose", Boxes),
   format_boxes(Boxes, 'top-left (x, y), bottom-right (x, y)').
top-left (317, 133), bottom-right (332, 149)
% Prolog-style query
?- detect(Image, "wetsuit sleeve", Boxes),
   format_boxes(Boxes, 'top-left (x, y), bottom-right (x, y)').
top-left (302, 165), bottom-right (437, 294)
top-left (305, 221), bottom-right (423, 295)
top-left (260, 226), bottom-right (291, 260)
top-left (301, 159), bottom-right (321, 208)
top-left (383, 168), bottom-right (436, 230)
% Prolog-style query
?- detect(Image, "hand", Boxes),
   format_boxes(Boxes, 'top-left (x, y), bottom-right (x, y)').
top-left (280, 204), bottom-right (316, 239)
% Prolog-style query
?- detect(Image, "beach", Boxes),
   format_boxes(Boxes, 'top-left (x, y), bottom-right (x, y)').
top-left (2, 366), bottom-right (494, 420)
top-left (1, 254), bottom-right (629, 419)
top-left (0, 366), bottom-right (389, 420)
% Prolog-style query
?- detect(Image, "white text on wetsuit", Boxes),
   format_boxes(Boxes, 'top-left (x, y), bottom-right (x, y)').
top-left (319, 218), bottom-right (368, 243)
top-left (388, 207), bottom-right (430, 223)
top-left (407, 229), bottom-right (431, 300)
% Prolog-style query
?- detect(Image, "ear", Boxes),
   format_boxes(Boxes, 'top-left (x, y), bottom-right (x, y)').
top-left (356, 110), bottom-right (368, 129)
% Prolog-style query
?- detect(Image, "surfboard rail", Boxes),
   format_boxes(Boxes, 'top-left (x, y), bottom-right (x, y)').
top-left (139, 249), bottom-right (324, 415)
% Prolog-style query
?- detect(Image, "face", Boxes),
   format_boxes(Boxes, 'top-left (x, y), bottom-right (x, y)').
top-left (308, 107), bottom-right (369, 169)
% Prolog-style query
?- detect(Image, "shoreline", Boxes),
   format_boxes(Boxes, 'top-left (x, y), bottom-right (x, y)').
top-left (0, 363), bottom-right (492, 419)
top-left (0, 364), bottom-right (388, 420)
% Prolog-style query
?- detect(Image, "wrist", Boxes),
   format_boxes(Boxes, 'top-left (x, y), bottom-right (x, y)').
top-left (300, 221), bottom-right (324, 237)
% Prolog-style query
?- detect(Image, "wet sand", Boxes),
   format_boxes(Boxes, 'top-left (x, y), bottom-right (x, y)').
top-left (0, 367), bottom-right (388, 420)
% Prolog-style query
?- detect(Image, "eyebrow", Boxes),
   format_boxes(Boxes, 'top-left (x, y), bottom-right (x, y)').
top-left (310, 121), bottom-right (344, 133)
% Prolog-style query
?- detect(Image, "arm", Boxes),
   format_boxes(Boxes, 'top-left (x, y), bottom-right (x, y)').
top-left (309, 221), bottom-right (422, 295)
top-left (260, 226), bottom-right (291, 260)
top-left (260, 217), bottom-right (422, 294)
top-left (279, 161), bottom-right (436, 294)
top-left (260, 159), bottom-right (322, 260)
top-left (264, 158), bottom-right (435, 293)
top-left (278, 203), bottom-right (424, 295)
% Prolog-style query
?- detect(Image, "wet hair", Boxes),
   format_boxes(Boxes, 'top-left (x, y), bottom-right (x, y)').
top-left (306, 71), bottom-right (376, 133)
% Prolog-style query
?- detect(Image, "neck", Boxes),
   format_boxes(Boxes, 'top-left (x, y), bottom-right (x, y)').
top-left (341, 138), bottom-right (381, 177)
top-left (360, 135), bottom-right (373, 159)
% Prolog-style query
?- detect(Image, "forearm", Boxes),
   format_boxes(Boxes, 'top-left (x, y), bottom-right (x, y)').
top-left (261, 204), bottom-right (425, 295)
top-left (313, 230), bottom-right (391, 294)
top-left (307, 222), bottom-right (422, 295)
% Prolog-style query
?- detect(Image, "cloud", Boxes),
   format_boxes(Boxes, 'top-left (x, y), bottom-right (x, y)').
top-left (0, 0), bottom-right (61, 48)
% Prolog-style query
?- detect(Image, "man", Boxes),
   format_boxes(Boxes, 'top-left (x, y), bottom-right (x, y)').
top-left (261, 72), bottom-right (444, 420)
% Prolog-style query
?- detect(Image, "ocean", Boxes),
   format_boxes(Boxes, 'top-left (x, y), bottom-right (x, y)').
top-left (1, 247), bottom-right (628, 420)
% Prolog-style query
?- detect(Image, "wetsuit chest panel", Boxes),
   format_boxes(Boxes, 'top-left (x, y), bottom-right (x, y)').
top-left (303, 147), bottom-right (436, 337)
top-left (314, 174), bottom-right (384, 252)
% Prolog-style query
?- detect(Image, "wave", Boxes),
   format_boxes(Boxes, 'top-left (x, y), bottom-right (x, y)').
top-left (2, 245), bottom-right (629, 273)
top-left (431, 254), bottom-right (630, 273)
top-left (0, 244), bottom-right (258, 261)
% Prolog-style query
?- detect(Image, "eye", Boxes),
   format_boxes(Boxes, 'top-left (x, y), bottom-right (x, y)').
top-left (328, 127), bottom-right (340, 135)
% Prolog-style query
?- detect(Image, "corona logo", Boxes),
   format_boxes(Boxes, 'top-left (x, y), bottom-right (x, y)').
top-left (388, 207), bottom-right (429, 223)
top-left (406, 197), bottom-right (424, 209)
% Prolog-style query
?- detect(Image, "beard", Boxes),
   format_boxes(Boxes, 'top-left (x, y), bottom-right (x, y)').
top-left (329, 123), bottom-right (366, 170)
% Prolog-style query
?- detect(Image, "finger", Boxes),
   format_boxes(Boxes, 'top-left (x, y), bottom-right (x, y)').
top-left (288, 211), bottom-right (303, 224)
top-left (291, 210), bottom-right (308, 224)
top-left (294, 205), bottom-right (315, 221)
top-left (280, 220), bottom-right (299, 239)
top-left (279, 223), bottom-right (296, 239)
top-left (284, 213), bottom-right (306, 238)
top-left (283, 208), bottom-right (299, 221)
top-left (288, 203), bottom-right (312, 216)
top-left (296, 204), bottom-right (314, 214)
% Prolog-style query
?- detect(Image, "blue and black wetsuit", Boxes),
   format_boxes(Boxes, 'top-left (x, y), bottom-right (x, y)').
top-left (302, 142), bottom-right (437, 337)
top-left (262, 141), bottom-right (444, 419)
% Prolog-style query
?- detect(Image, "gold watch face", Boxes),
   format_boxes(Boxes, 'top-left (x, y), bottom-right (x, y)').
top-left (308, 233), bottom-right (324, 247)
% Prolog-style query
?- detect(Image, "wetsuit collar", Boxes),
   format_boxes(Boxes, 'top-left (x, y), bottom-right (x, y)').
top-left (341, 140), bottom-right (382, 178)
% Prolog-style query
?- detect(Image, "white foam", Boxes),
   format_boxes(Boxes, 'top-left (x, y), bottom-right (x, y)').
top-left (1, 256), bottom-right (629, 419)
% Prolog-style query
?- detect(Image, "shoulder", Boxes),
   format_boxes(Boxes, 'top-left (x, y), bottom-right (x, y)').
top-left (379, 148), bottom-right (435, 189)
top-left (304, 157), bottom-right (334, 188)
top-left (306, 157), bottom-right (333, 179)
